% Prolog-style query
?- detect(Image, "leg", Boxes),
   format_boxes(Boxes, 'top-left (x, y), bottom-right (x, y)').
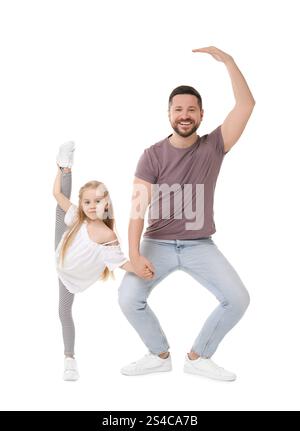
top-left (55, 170), bottom-right (75, 356)
top-left (181, 238), bottom-right (250, 358)
top-left (59, 279), bottom-right (75, 357)
top-left (119, 239), bottom-right (178, 355)
top-left (55, 170), bottom-right (72, 249)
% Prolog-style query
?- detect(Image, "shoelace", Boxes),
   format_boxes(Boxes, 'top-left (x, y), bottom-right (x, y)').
top-left (131, 353), bottom-right (155, 366)
top-left (65, 360), bottom-right (77, 371)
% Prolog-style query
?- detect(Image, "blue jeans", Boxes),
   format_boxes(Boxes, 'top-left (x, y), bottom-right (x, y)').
top-left (118, 237), bottom-right (250, 358)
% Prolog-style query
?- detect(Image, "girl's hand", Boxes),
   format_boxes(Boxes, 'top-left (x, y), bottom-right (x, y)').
top-left (121, 260), bottom-right (154, 279)
top-left (131, 255), bottom-right (155, 280)
top-left (143, 267), bottom-right (154, 279)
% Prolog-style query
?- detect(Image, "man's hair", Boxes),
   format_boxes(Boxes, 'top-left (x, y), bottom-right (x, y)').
top-left (168, 85), bottom-right (202, 110)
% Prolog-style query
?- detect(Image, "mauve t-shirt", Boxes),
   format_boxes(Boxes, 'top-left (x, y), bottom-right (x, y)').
top-left (135, 125), bottom-right (227, 240)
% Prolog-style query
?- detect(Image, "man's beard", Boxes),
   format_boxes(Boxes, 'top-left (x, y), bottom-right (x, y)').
top-left (172, 122), bottom-right (199, 138)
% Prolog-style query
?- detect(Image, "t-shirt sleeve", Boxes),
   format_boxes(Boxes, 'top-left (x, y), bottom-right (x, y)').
top-left (134, 148), bottom-right (158, 183)
top-left (64, 204), bottom-right (78, 227)
top-left (208, 125), bottom-right (228, 156)
top-left (102, 245), bottom-right (128, 271)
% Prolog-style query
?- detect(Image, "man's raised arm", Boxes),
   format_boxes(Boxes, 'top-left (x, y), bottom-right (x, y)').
top-left (193, 46), bottom-right (255, 152)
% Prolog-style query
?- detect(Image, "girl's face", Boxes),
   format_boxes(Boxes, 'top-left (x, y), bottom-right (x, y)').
top-left (81, 186), bottom-right (109, 221)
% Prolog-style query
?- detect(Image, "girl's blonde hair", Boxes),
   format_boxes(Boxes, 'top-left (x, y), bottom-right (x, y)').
top-left (59, 180), bottom-right (116, 282)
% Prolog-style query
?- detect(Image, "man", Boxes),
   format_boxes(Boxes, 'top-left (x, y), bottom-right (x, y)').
top-left (118, 46), bottom-right (255, 381)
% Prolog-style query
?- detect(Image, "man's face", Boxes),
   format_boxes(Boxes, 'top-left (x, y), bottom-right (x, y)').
top-left (168, 94), bottom-right (203, 138)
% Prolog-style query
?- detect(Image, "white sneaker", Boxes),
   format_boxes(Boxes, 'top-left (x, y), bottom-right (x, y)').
top-left (121, 353), bottom-right (172, 376)
top-left (63, 357), bottom-right (79, 381)
top-left (56, 141), bottom-right (75, 168)
top-left (184, 355), bottom-right (236, 381)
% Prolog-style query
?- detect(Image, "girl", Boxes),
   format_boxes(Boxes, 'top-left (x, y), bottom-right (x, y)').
top-left (53, 142), bottom-right (148, 381)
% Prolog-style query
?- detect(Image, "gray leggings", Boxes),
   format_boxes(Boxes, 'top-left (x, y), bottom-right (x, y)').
top-left (55, 171), bottom-right (75, 356)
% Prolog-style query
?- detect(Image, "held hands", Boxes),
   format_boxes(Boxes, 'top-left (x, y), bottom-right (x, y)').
top-left (192, 46), bottom-right (233, 64)
top-left (131, 255), bottom-right (155, 280)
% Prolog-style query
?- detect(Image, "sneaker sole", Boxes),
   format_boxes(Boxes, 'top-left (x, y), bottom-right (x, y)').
top-left (121, 366), bottom-right (172, 376)
top-left (63, 371), bottom-right (79, 381)
top-left (184, 365), bottom-right (236, 382)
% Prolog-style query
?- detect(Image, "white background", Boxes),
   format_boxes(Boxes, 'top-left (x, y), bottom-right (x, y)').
top-left (0, 0), bottom-right (299, 411)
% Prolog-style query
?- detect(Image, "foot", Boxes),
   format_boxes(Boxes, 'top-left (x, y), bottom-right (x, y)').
top-left (63, 357), bottom-right (79, 381)
top-left (121, 353), bottom-right (172, 376)
top-left (56, 141), bottom-right (75, 168)
top-left (184, 355), bottom-right (236, 381)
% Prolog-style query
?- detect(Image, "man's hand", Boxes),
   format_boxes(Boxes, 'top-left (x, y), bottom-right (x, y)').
top-left (192, 46), bottom-right (233, 64)
top-left (131, 255), bottom-right (155, 280)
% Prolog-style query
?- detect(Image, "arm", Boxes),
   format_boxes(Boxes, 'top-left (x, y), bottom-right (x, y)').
top-left (52, 167), bottom-right (72, 213)
top-left (128, 177), bottom-right (155, 279)
top-left (192, 46), bottom-right (255, 152)
top-left (120, 260), bottom-right (135, 273)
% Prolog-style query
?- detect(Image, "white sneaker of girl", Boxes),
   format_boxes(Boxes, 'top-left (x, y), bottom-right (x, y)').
top-left (56, 141), bottom-right (75, 168)
top-left (63, 357), bottom-right (79, 381)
